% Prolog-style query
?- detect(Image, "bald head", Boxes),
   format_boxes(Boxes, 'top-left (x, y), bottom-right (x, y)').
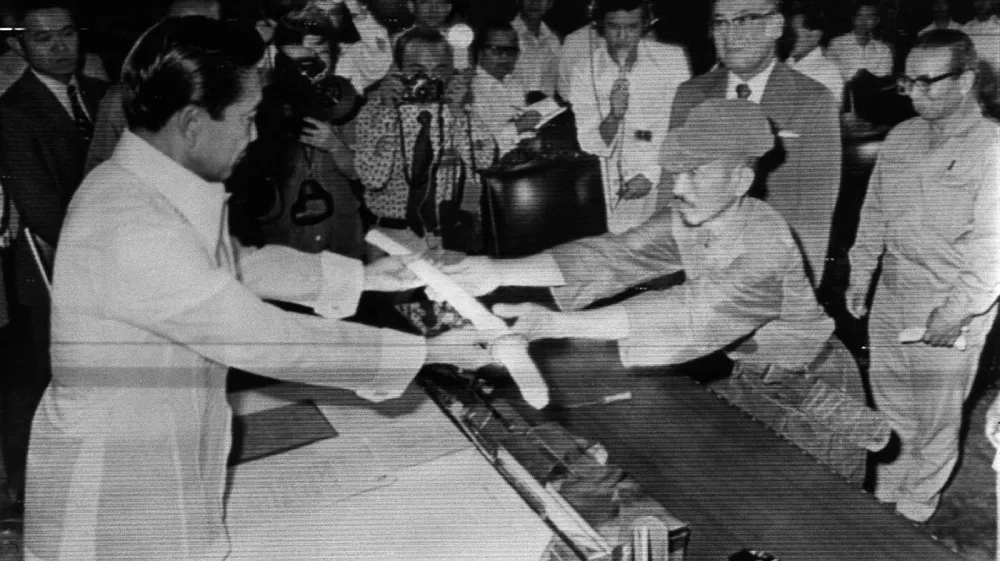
top-left (166, 0), bottom-right (222, 19)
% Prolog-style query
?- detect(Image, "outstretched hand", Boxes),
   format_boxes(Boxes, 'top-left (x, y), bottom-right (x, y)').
top-left (438, 255), bottom-right (503, 297)
top-left (492, 303), bottom-right (565, 341)
top-left (363, 255), bottom-right (425, 293)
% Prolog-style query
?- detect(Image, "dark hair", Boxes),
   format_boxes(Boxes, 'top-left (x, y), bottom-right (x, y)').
top-left (911, 28), bottom-right (979, 75)
top-left (471, 20), bottom-right (516, 61)
top-left (9, 0), bottom-right (76, 32)
top-left (272, 9), bottom-right (338, 48)
top-left (392, 26), bottom-right (451, 69)
top-left (122, 16), bottom-right (265, 133)
top-left (787, 1), bottom-right (826, 32)
top-left (592, 0), bottom-right (650, 22)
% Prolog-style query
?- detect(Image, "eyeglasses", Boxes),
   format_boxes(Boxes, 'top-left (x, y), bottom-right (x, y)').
top-left (483, 45), bottom-right (520, 57)
top-left (711, 10), bottom-right (776, 31)
top-left (896, 70), bottom-right (962, 95)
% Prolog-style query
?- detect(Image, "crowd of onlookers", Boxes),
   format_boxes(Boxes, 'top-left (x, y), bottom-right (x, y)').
top-left (0, 0), bottom-right (997, 556)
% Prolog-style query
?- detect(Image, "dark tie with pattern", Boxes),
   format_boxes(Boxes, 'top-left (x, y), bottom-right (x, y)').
top-left (406, 110), bottom-right (436, 236)
top-left (736, 83), bottom-right (752, 100)
top-left (67, 81), bottom-right (93, 142)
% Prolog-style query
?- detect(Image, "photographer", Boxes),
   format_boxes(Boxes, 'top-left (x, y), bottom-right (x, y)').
top-left (229, 11), bottom-right (367, 259)
top-left (353, 27), bottom-right (497, 255)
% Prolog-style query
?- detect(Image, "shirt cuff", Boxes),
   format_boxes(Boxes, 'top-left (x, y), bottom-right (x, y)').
top-left (355, 329), bottom-right (427, 402)
top-left (311, 252), bottom-right (364, 319)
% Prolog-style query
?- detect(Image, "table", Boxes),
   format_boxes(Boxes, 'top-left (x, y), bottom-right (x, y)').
top-left (521, 338), bottom-right (962, 560)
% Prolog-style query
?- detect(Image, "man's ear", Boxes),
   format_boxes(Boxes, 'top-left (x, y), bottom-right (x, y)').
top-left (766, 13), bottom-right (785, 41)
top-left (174, 105), bottom-right (204, 146)
top-left (959, 67), bottom-right (978, 97)
top-left (6, 37), bottom-right (24, 59)
top-left (730, 164), bottom-right (755, 197)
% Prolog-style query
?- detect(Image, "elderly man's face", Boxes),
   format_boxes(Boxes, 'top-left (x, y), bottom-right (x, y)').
top-left (712, 0), bottom-right (782, 78)
top-left (479, 29), bottom-right (519, 81)
top-left (16, 7), bottom-right (79, 82)
top-left (402, 38), bottom-right (453, 82)
top-left (902, 47), bottom-right (969, 122)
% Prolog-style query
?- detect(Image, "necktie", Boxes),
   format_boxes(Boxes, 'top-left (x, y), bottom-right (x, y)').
top-left (406, 110), bottom-right (436, 236)
top-left (67, 81), bottom-right (93, 142)
top-left (736, 83), bottom-right (752, 100)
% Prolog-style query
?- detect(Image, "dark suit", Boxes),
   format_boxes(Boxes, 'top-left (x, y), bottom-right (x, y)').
top-left (0, 68), bottom-right (107, 502)
top-left (669, 62), bottom-right (842, 286)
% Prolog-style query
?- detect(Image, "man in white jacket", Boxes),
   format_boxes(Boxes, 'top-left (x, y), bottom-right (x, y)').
top-left (24, 17), bottom-right (490, 561)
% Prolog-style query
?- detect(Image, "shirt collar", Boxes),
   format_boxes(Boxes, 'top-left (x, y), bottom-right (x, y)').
top-left (727, 58), bottom-right (776, 103)
top-left (111, 130), bottom-right (229, 248)
top-left (31, 68), bottom-right (74, 115)
top-left (512, 16), bottom-right (556, 44)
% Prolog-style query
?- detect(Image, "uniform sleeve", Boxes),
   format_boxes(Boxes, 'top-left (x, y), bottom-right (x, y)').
top-left (617, 233), bottom-right (830, 368)
top-left (848, 140), bottom-right (890, 295)
top-left (944, 133), bottom-right (1000, 318)
top-left (104, 218), bottom-right (424, 402)
top-left (548, 211), bottom-right (683, 310)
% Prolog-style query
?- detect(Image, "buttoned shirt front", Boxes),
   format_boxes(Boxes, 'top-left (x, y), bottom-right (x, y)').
top-left (470, 66), bottom-right (531, 154)
top-left (353, 98), bottom-right (497, 223)
top-left (566, 38), bottom-right (691, 233)
top-left (849, 99), bottom-right (1000, 338)
top-left (789, 48), bottom-right (845, 103)
top-left (548, 198), bottom-right (833, 368)
top-left (510, 16), bottom-right (560, 96)
top-left (827, 33), bottom-right (894, 80)
top-left (26, 131), bottom-right (426, 560)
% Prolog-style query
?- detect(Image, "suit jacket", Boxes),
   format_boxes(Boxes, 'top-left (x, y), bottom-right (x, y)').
top-left (0, 69), bottom-right (108, 305)
top-left (668, 62), bottom-right (842, 285)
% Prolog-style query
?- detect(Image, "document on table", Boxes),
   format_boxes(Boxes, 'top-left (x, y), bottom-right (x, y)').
top-left (227, 446), bottom-right (555, 560)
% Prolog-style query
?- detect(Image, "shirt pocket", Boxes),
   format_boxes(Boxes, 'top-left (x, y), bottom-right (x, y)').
top-left (925, 157), bottom-right (978, 242)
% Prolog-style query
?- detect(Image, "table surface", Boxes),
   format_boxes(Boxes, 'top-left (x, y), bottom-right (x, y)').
top-left (517, 337), bottom-right (962, 561)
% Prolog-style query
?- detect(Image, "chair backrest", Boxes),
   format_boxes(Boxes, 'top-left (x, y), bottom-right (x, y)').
top-left (480, 153), bottom-right (606, 257)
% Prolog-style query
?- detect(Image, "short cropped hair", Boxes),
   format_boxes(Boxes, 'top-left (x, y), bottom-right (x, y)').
top-left (122, 17), bottom-right (265, 132)
top-left (471, 20), bottom-right (516, 60)
top-left (9, 0), bottom-right (76, 27)
top-left (272, 8), bottom-right (338, 48)
top-left (392, 26), bottom-right (451, 69)
top-left (592, 0), bottom-right (650, 21)
top-left (911, 28), bottom-right (979, 75)
top-left (787, 1), bottom-right (827, 32)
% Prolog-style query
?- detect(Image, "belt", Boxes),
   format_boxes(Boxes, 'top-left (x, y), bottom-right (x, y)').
top-left (375, 216), bottom-right (409, 230)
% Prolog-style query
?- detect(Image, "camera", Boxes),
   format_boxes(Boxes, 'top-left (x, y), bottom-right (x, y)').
top-left (401, 72), bottom-right (446, 104)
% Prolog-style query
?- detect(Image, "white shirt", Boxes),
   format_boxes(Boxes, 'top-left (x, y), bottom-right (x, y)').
top-left (789, 48), bottom-right (845, 103)
top-left (510, 16), bottom-right (561, 96)
top-left (725, 59), bottom-right (777, 104)
top-left (27, 130), bottom-right (426, 559)
top-left (826, 33), bottom-right (894, 80)
top-left (31, 69), bottom-right (80, 120)
top-left (920, 19), bottom-right (962, 35)
top-left (962, 16), bottom-right (1000, 73)
top-left (470, 66), bottom-right (530, 154)
top-left (337, 6), bottom-right (394, 92)
top-left (566, 38), bottom-right (691, 233)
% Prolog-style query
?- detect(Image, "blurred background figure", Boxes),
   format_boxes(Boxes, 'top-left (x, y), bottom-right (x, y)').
top-left (920, 0), bottom-right (961, 34)
top-left (785, 1), bottom-right (844, 104)
top-left (468, 20), bottom-right (533, 155)
top-left (509, 0), bottom-right (559, 96)
top-left (828, 0), bottom-right (894, 81)
top-left (229, 8), bottom-right (367, 259)
top-left (563, 0), bottom-right (690, 234)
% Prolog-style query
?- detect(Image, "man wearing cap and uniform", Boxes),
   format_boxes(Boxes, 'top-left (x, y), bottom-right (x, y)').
top-left (445, 99), bottom-right (884, 481)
